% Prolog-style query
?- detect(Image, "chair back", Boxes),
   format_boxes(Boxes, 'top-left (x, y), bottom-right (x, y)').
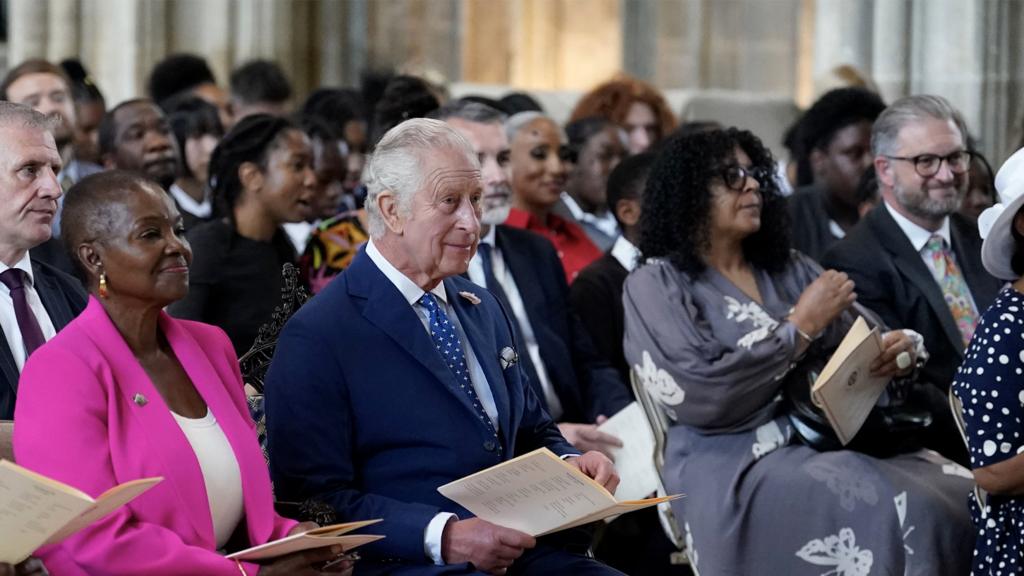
top-left (239, 263), bottom-right (311, 393)
top-left (949, 388), bottom-right (987, 513)
top-left (0, 420), bottom-right (13, 462)
top-left (630, 369), bottom-right (692, 564)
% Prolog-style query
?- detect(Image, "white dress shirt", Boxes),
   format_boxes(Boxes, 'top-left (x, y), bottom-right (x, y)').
top-left (559, 192), bottom-right (620, 238)
top-left (467, 227), bottom-right (564, 420)
top-left (883, 201), bottom-right (979, 310)
top-left (365, 239), bottom-right (499, 565)
top-left (168, 183), bottom-right (213, 220)
top-left (171, 409), bottom-right (244, 549)
top-left (609, 235), bottom-right (641, 273)
top-left (0, 254), bottom-right (58, 371)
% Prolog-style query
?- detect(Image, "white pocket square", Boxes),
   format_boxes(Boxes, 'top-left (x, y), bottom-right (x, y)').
top-left (499, 346), bottom-right (519, 370)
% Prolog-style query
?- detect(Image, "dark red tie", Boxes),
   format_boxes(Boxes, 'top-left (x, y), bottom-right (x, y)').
top-left (0, 269), bottom-right (46, 358)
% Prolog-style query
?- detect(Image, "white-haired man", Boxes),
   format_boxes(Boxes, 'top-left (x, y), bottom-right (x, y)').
top-left (265, 118), bottom-right (623, 575)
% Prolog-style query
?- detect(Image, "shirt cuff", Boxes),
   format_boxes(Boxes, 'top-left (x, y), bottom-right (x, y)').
top-left (425, 511), bottom-right (457, 565)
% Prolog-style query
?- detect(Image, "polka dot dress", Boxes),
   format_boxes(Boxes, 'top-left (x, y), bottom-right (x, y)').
top-left (953, 287), bottom-right (1024, 575)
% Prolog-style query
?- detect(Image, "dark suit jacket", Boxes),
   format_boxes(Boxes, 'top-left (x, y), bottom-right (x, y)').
top-left (821, 204), bottom-right (1003, 390)
top-left (494, 225), bottom-right (631, 422)
top-left (0, 258), bottom-right (87, 418)
top-left (264, 247), bottom-right (576, 566)
top-left (788, 184), bottom-right (843, 262)
top-left (569, 251), bottom-right (630, 383)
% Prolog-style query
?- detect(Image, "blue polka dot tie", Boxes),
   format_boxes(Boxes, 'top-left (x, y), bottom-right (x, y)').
top-left (419, 293), bottom-right (498, 438)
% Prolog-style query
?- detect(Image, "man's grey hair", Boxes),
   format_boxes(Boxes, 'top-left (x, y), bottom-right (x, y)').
top-left (871, 94), bottom-right (969, 157)
top-left (506, 111), bottom-right (565, 144)
top-left (0, 101), bottom-right (56, 133)
top-left (364, 118), bottom-right (479, 238)
top-left (428, 99), bottom-right (507, 125)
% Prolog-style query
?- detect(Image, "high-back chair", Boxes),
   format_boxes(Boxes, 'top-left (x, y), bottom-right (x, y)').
top-left (238, 263), bottom-right (336, 525)
top-left (630, 369), bottom-right (697, 571)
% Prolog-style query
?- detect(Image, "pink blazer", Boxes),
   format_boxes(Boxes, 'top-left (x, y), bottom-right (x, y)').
top-left (13, 297), bottom-right (297, 575)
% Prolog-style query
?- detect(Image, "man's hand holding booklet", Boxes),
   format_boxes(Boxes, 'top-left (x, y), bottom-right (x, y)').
top-left (438, 448), bottom-right (680, 536)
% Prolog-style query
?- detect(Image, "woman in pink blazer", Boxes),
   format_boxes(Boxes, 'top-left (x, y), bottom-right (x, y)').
top-left (14, 171), bottom-right (349, 575)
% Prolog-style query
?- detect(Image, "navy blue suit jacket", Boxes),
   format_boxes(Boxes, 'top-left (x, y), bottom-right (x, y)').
top-left (264, 248), bottom-right (575, 565)
top-left (494, 225), bottom-right (631, 422)
top-left (0, 258), bottom-right (86, 419)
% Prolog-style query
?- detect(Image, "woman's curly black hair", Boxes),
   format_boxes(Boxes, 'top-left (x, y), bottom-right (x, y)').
top-left (638, 127), bottom-right (791, 275)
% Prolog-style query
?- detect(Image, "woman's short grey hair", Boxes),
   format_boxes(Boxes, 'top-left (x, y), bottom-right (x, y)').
top-left (505, 111), bottom-right (564, 144)
top-left (364, 117), bottom-right (478, 238)
top-left (871, 94), bottom-right (969, 157)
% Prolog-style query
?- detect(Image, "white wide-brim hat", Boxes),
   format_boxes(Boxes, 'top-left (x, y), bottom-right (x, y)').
top-left (980, 147), bottom-right (1024, 280)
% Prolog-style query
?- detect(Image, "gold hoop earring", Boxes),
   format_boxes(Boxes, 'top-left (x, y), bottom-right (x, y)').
top-left (98, 272), bottom-right (108, 299)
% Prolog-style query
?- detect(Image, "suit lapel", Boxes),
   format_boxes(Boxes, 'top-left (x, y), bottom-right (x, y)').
top-left (0, 324), bottom-right (18, 411)
top-left (446, 279), bottom-right (512, 443)
top-left (31, 261), bottom-right (75, 329)
top-left (158, 313), bottom-right (274, 544)
top-left (77, 300), bottom-right (215, 547)
top-left (349, 252), bottom-right (491, 427)
top-left (872, 207), bottom-right (964, 351)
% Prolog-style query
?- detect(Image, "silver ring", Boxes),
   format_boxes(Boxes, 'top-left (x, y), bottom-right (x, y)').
top-left (896, 351), bottom-right (912, 370)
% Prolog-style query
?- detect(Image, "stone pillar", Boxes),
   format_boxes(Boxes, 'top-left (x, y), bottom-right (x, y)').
top-left (170, 0), bottom-right (233, 86)
top-left (46, 0), bottom-right (79, 62)
top-left (318, 0), bottom-right (346, 87)
top-left (8, 0), bottom-right (47, 66)
top-left (870, 0), bottom-right (910, 102)
top-left (811, 0), bottom-right (874, 94)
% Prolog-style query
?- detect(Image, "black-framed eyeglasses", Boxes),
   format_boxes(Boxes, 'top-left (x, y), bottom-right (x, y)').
top-left (883, 150), bottom-right (973, 177)
top-left (721, 165), bottom-right (770, 191)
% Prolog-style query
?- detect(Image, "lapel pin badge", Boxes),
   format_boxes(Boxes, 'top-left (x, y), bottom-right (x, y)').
top-left (499, 346), bottom-right (519, 370)
top-left (459, 291), bottom-right (481, 305)
top-left (133, 393), bottom-right (148, 407)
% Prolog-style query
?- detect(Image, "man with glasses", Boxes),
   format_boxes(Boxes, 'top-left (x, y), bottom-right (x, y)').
top-left (822, 94), bottom-right (1002, 464)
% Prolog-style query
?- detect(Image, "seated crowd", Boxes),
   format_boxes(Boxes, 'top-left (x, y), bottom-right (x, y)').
top-left (0, 52), bottom-right (1018, 576)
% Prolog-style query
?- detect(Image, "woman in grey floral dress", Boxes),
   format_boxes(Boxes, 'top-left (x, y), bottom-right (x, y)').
top-left (623, 128), bottom-right (974, 575)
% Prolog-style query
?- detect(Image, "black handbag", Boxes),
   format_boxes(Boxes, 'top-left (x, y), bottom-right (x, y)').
top-left (782, 337), bottom-right (933, 458)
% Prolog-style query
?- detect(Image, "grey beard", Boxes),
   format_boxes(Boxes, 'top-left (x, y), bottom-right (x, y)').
top-left (893, 183), bottom-right (962, 220)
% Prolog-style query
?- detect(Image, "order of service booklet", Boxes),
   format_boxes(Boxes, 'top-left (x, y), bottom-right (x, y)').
top-left (0, 460), bottom-right (162, 563)
top-left (226, 519), bottom-right (384, 561)
top-left (596, 402), bottom-right (659, 502)
top-left (437, 447), bottom-right (679, 536)
top-left (810, 316), bottom-right (889, 445)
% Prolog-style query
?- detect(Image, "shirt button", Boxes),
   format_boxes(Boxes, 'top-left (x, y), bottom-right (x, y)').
top-left (483, 440), bottom-right (498, 452)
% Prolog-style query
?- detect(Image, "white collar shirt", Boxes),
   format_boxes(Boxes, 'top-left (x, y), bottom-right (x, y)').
top-left (560, 192), bottom-right (620, 238)
top-left (610, 235), bottom-right (641, 273)
top-left (0, 253), bottom-right (58, 371)
top-left (467, 227), bottom-right (563, 420)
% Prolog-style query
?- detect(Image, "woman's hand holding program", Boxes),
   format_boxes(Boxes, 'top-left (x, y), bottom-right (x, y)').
top-left (789, 270), bottom-right (857, 338)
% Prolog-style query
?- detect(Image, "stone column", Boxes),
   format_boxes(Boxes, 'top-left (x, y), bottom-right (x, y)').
top-left (811, 0), bottom-right (874, 94)
top-left (46, 0), bottom-right (79, 62)
top-left (870, 0), bottom-right (910, 102)
top-left (8, 0), bottom-right (48, 66)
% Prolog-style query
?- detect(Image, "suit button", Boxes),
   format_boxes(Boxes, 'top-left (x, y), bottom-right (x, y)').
top-left (483, 440), bottom-right (498, 452)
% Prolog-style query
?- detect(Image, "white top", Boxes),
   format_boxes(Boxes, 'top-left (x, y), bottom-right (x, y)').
top-left (171, 409), bottom-right (244, 549)
top-left (610, 235), bottom-right (641, 273)
top-left (168, 183), bottom-right (213, 219)
top-left (282, 221), bottom-right (316, 254)
top-left (0, 253), bottom-right (57, 371)
top-left (366, 238), bottom-right (501, 565)
top-left (467, 226), bottom-right (564, 420)
top-left (559, 192), bottom-right (620, 238)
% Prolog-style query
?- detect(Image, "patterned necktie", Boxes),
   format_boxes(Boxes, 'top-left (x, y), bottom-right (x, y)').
top-left (0, 269), bottom-right (46, 358)
top-left (419, 293), bottom-right (498, 438)
top-left (923, 235), bottom-right (979, 347)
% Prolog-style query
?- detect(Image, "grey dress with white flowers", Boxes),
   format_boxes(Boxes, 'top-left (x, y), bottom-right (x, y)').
top-left (623, 251), bottom-right (975, 576)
